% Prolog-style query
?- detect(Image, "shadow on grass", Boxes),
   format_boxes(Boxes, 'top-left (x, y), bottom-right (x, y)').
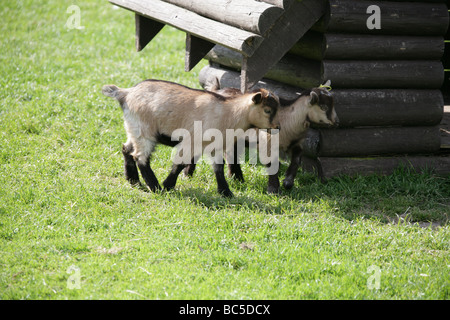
top-left (127, 162), bottom-right (449, 226)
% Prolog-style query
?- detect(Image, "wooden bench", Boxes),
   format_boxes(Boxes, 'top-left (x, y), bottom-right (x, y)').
top-left (108, 0), bottom-right (327, 91)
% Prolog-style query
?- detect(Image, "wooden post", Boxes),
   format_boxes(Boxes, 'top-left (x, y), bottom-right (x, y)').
top-left (243, 0), bottom-right (327, 89)
top-left (135, 14), bottom-right (164, 52)
top-left (185, 34), bottom-right (215, 71)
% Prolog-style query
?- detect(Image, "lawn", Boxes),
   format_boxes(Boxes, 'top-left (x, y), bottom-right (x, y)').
top-left (0, 0), bottom-right (449, 300)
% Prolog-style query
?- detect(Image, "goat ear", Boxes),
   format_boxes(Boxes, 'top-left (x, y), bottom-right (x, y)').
top-left (309, 91), bottom-right (319, 105)
top-left (251, 92), bottom-right (263, 105)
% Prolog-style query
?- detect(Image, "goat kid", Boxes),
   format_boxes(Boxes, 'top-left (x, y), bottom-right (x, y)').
top-left (186, 86), bottom-right (339, 194)
top-left (262, 87), bottom-right (339, 193)
top-left (102, 79), bottom-right (280, 197)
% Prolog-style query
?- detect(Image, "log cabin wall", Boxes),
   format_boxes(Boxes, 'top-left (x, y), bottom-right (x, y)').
top-left (201, 0), bottom-right (450, 176)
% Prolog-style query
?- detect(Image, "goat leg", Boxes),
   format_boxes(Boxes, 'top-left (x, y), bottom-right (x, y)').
top-left (213, 162), bottom-right (234, 198)
top-left (266, 159), bottom-right (281, 194)
top-left (267, 171), bottom-right (280, 194)
top-left (137, 159), bottom-right (161, 192)
top-left (227, 142), bottom-right (244, 182)
top-left (122, 143), bottom-right (140, 185)
top-left (283, 146), bottom-right (302, 190)
top-left (163, 163), bottom-right (187, 191)
top-left (312, 157), bottom-right (326, 183)
top-left (228, 163), bottom-right (244, 182)
top-left (183, 162), bottom-right (196, 177)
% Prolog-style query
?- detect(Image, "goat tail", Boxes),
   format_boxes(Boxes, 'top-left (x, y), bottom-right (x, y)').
top-left (102, 84), bottom-right (128, 109)
top-left (102, 85), bottom-right (122, 99)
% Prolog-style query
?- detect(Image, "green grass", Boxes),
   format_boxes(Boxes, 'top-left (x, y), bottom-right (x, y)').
top-left (0, 0), bottom-right (449, 300)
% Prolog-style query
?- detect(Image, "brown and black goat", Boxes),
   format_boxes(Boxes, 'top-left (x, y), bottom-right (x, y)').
top-left (184, 86), bottom-right (339, 193)
top-left (102, 79), bottom-right (280, 197)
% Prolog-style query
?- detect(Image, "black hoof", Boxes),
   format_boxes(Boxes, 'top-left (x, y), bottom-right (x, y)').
top-left (219, 189), bottom-right (234, 198)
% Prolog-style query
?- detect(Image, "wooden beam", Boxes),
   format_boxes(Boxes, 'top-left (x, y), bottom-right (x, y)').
top-left (333, 89), bottom-right (444, 127)
top-left (322, 0), bottom-right (449, 36)
top-left (290, 32), bottom-right (445, 61)
top-left (306, 155), bottom-right (450, 180)
top-left (323, 60), bottom-right (444, 89)
top-left (135, 14), bottom-right (164, 52)
top-left (318, 126), bottom-right (442, 157)
top-left (206, 46), bottom-right (445, 89)
top-left (185, 34), bottom-right (215, 72)
top-left (161, 0), bottom-right (284, 35)
top-left (109, 0), bottom-right (263, 56)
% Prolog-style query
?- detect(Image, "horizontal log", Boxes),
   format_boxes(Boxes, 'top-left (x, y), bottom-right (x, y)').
top-left (199, 65), bottom-right (445, 127)
top-left (304, 155), bottom-right (450, 179)
top-left (332, 89), bottom-right (444, 127)
top-left (323, 60), bottom-right (444, 89)
top-left (319, 0), bottom-right (449, 36)
top-left (161, 0), bottom-right (284, 35)
top-left (108, 0), bottom-right (263, 56)
top-left (318, 126), bottom-right (442, 157)
top-left (207, 46), bottom-right (445, 89)
top-left (290, 32), bottom-right (445, 61)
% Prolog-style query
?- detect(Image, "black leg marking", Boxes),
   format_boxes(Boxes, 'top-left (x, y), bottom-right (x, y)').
top-left (313, 157), bottom-right (326, 183)
top-left (213, 162), bottom-right (233, 198)
top-left (267, 171), bottom-right (280, 194)
top-left (266, 159), bottom-right (281, 194)
top-left (183, 158), bottom-right (196, 177)
top-left (137, 159), bottom-right (161, 192)
top-left (122, 143), bottom-right (140, 185)
top-left (163, 163), bottom-right (186, 191)
top-left (228, 163), bottom-right (244, 182)
top-left (227, 142), bottom-right (245, 182)
top-left (283, 146), bottom-right (302, 190)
